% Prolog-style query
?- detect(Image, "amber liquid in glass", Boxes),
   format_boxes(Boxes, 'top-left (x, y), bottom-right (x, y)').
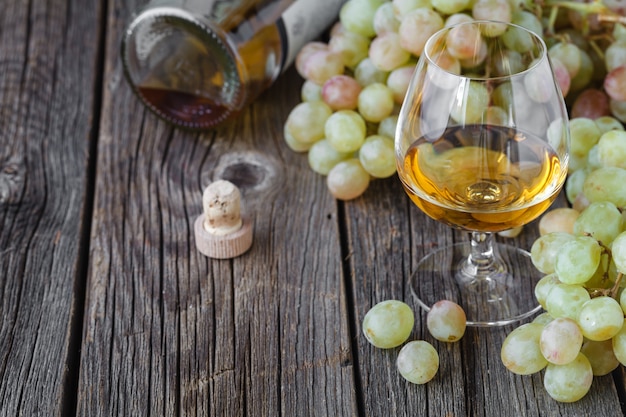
top-left (399, 124), bottom-right (566, 232)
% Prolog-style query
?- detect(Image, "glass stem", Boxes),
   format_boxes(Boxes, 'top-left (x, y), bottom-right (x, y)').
top-left (460, 232), bottom-right (504, 279)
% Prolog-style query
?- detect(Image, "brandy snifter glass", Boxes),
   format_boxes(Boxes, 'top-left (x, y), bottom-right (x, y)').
top-left (395, 20), bottom-right (570, 326)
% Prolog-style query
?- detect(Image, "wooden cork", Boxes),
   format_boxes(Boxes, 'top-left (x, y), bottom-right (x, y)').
top-left (194, 180), bottom-right (253, 259)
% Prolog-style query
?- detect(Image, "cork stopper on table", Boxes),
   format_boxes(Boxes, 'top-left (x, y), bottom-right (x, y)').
top-left (194, 180), bottom-right (253, 259)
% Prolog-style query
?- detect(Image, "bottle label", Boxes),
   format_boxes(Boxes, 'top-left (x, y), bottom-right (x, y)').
top-left (281, 0), bottom-right (347, 69)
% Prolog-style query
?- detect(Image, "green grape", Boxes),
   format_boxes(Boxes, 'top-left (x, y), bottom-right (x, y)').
top-left (610, 98), bottom-right (626, 124)
top-left (597, 129), bottom-right (626, 169)
top-left (378, 115), bottom-right (398, 139)
top-left (573, 201), bottom-right (623, 245)
top-left (387, 65), bottom-right (415, 104)
top-left (569, 117), bottom-right (602, 158)
top-left (533, 312), bottom-right (555, 326)
top-left (538, 207), bottom-right (579, 235)
top-left (444, 12), bottom-right (474, 28)
top-left (354, 57), bottom-right (389, 86)
top-left (359, 135), bottom-right (397, 178)
top-left (283, 124), bottom-right (313, 152)
top-left (397, 340), bottom-right (439, 384)
top-left (605, 39), bottom-right (626, 72)
top-left (570, 49), bottom-right (594, 93)
top-left (328, 29), bottom-right (371, 69)
top-left (580, 339), bottom-right (620, 376)
top-left (398, 8), bottom-right (444, 56)
top-left (322, 75), bottom-right (362, 111)
top-left (357, 83), bottom-right (395, 123)
top-left (327, 159), bottom-right (371, 201)
top-left (368, 32), bottom-right (411, 72)
top-left (483, 106), bottom-right (509, 126)
top-left (295, 42), bottom-right (328, 79)
top-left (446, 20), bottom-right (483, 61)
top-left (594, 116), bottom-right (624, 134)
top-left (503, 11), bottom-right (543, 53)
top-left (586, 145), bottom-right (602, 170)
top-left (300, 49), bottom-right (345, 85)
top-left (339, 0), bottom-right (386, 38)
top-left (543, 353), bottom-right (593, 403)
top-left (550, 56), bottom-right (572, 97)
top-left (530, 232), bottom-right (576, 274)
top-left (583, 257), bottom-right (612, 291)
top-left (373, 2), bottom-right (400, 35)
top-left (325, 110), bottom-right (367, 153)
top-left (362, 300), bottom-right (414, 348)
top-left (555, 236), bottom-right (602, 285)
top-left (391, 0), bottom-right (432, 19)
top-left (548, 42), bottom-right (582, 79)
top-left (568, 153), bottom-right (589, 174)
top-left (565, 168), bottom-right (588, 204)
top-left (578, 296), bottom-right (624, 341)
top-left (534, 273), bottom-right (560, 310)
top-left (285, 101), bottom-right (333, 145)
top-left (583, 167), bottom-right (626, 207)
top-left (492, 82), bottom-right (513, 109)
top-left (540, 317), bottom-right (583, 365)
top-left (612, 322), bottom-right (626, 366)
top-left (301, 80), bottom-right (322, 102)
top-left (500, 322), bottom-right (548, 375)
top-left (450, 80), bottom-right (489, 124)
top-left (431, 0), bottom-right (470, 15)
top-left (472, 0), bottom-right (512, 36)
top-left (491, 50), bottom-right (524, 77)
top-left (611, 231), bottom-right (626, 273)
top-left (426, 300), bottom-right (467, 342)
top-left (545, 283), bottom-right (591, 321)
top-left (308, 139), bottom-right (351, 176)
top-left (525, 59), bottom-right (557, 103)
top-left (605, 66), bottom-right (626, 102)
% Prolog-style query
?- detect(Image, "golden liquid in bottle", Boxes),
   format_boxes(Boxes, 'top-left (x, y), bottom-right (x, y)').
top-left (136, 20), bottom-right (280, 129)
top-left (131, 14), bottom-right (282, 129)
top-left (399, 124), bottom-right (566, 232)
top-left (123, 0), bottom-right (345, 130)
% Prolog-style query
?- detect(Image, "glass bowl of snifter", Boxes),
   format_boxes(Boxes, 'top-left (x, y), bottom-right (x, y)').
top-left (395, 19), bottom-right (569, 326)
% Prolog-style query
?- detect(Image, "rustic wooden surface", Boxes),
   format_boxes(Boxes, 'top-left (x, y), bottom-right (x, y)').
top-left (1, 0), bottom-right (626, 416)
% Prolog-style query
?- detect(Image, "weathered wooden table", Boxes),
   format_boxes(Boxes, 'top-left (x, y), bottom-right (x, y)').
top-left (1, 0), bottom-right (625, 416)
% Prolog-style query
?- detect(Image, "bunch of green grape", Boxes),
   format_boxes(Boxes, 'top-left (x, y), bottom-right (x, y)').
top-left (284, 0), bottom-right (626, 200)
top-left (500, 116), bottom-right (626, 403)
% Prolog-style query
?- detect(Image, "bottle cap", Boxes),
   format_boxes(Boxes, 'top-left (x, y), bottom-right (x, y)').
top-left (194, 180), bottom-right (253, 259)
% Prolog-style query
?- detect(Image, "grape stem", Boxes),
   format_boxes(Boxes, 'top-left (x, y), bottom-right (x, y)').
top-left (587, 239), bottom-right (623, 300)
top-left (543, 0), bottom-right (607, 15)
top-left (542, 0), bottom-right (626, 37)
top-left (610, 273), bottom-right (624, 299)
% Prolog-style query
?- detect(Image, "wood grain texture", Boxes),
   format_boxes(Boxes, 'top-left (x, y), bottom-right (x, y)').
top-left (1, 0), bottom-right (626, 415)
top-left (0, 0), bottom-right (102, 415)
top-left (76, 0), bottom-right (358, 413)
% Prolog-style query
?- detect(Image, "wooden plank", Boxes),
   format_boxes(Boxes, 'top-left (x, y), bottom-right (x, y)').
top-left (0, 0), bottom-right (103, 415)
top-left (77, 0), bottom-right (359, 413)
top-left (346, 182), bottom-right (626, 416)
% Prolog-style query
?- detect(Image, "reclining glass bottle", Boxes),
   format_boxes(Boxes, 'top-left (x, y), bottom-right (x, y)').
top-left (122, 0), bottom-right (345, 130)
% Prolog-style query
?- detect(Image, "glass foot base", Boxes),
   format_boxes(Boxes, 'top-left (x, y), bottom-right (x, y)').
top-left (410, 241), bottom-right (542, 327)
